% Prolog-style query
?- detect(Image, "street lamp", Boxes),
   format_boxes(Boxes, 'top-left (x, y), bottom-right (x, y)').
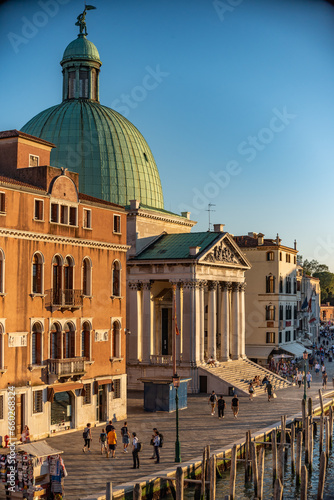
top-left (172, 373), bottom-right (181, 463)
top-left (303, 350), bottom-right (308, 401)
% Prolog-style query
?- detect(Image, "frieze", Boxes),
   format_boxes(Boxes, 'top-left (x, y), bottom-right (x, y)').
top-left (204, 241), bottom-right (240, 265)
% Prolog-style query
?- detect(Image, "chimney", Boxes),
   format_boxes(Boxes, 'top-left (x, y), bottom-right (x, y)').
top-left (213, 224), bottom-right (225, 233)
top-left (294, 239), bottom-right (297, 250)
top-left (257, 232), bottom-right (264, 245)
top-left (248, 232), bottom-right (258, 238)
top-left (276, 233), bottom-right (281, 245)
top-left (130, 200), bottom-right (140, 210)
top-left (181, 211), bottom-right (191, 219)
top-left (189, 246), bottom-right (201, 256)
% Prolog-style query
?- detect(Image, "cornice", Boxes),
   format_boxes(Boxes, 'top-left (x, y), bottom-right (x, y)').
top-left (0, 228), bottom-right (130, 252)
top-left (127, 210), bottom-right (195, 227)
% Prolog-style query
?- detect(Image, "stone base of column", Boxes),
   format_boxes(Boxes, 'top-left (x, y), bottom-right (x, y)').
top-left (220, 356), bottom-right (231, 362)
top-left (231, 354), bottom-right (241, 360)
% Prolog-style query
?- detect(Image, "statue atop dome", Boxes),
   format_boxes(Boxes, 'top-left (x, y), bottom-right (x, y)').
top-left (75, 4), bottom-right (96, 36)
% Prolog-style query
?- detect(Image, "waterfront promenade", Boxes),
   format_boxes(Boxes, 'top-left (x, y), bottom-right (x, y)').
top-left (45, 364), bottom-right (334, 499)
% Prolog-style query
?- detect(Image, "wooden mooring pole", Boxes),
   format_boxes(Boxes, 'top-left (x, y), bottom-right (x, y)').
top-left (201, 447), bottom-right (206, 498)
top-left (319, 389), bottom-right (324, 415)
top-left (251, 441), bottom-right (258, 498)
top-left (301, 465), bottom-right (308, 500)
top-left (302, 399), bottom-right (306, 430)
top-left (273, 478), bottom-right (283, 500)
top-left (329, 406), bottom-right (334, 449)
top-left (133, 483), bottom-right (142, 500)
top-left (176, 467), bottom-right (184, 500)
top-left (210, 455), bottom-right (216, 500)
top-left (309, 417), bottom-right (313, 473)
top-left (277, 443), bottom-right (284, 485)
top-left (325, 417), bottom-right (330, 459)
top-left (244, 430), bottom-right (251, 482)
top-left (272, 429), bottom-right (277, 484)
top-left (320, 414), bottom-right (324, 452)
top-left (317, 450), bottom-right (327, 500)
top-left (308, 397), bottom-right (313, 417)
top-left (296, 430), bottom-right (303, 486)
top-left (229, 444), bottom-right (237, 500)
top-left (305, 416), bottom-right (309, 465)
top-left (291, 423), bottom-right (295, 473)
top-left (106, 482), bottom-right (112, 500)
top-left (258, 447), bottom-right (265, 500)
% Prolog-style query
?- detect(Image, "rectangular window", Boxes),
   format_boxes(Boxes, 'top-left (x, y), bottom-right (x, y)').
top-left (33, 390), bottom-right (43, 414)
top-left (29, 154), bottom-right (39, 167)
top-left (113, 215), bottom-right (121, 234)
top-left (266, 332), bottom-right (275, 344)
top-left (0, 395), bottom-right (3, 419)
top-left (286, 331), bottom-right (291, 342)
top-left (293, 279), bottom-right (297, 294)
top-left (34, 199), bottom-right (43, 221)
top-left (83, 384), bottom-right (91, 405)
top-left (286, 254), bottom-right (291, 263)
top-left (279, 331), bottom-right (282, 343)
top-left (60, 205), bottom-right (68, 224)
top-left (0, 193), bottom-right (5, 213)
top-left (51, 203), bottom-right (58, 223)
top-left (69, 206), bottom-right (77, 226)
top-left (113, 379), bottom-right (121, 399)
top-left (279, 305), bottom-right (284, 320)
top-left (293, 330), bottom-right (297, 341)
top-left (83, 209), bottom-right (92, 229)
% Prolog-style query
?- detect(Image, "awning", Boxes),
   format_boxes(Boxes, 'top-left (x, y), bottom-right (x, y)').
top-left (280, 343), bottom-right (312, 358)
top-left (95, 378), bottom-right (112, 386)
top-left (47, 382), bottom-right (83, 402)
top-left (246, 345), bottom-right (275, 360)
top-left (2, 440), bottom-right (63, 457)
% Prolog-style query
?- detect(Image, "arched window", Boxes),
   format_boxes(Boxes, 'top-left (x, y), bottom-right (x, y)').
top-left (50, 323), bottom-right (61, 359)
top-left (81, 321), bottom-right (91, 359)
top-left (0, 323), bottom-right (4, 369)
top-left (32, 252), bottom-right (43, 294)
top-left (32, 322), bottom-right (42, 365)
top-left (265, 305), bottom-right (276, 321)
top-left (267, 251), bottom-right (274, 261)
top-left (82, 258), bottom-right (92, 296)
top-left (64, 256), bottom-right (74, 305)
top-left (0, 249), bottom-right (5, 293)
top-left (266, 275), bottom-right (275, 293)
top-left (52, 255), bottom-right (62, 305)
top-left (63, 322), bottom-right (75, 359)
top-left (111, 321), bottom-right (120, 358)
top-left (279, 276), bottom-right (283, 293)
top-left (112, 261), bottom-right (121, 297)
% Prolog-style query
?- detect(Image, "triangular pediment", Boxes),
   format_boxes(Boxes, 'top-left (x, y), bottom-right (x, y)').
top-left (199, 234), bottom-right (251, 269)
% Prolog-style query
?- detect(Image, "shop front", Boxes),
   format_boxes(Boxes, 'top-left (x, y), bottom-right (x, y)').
top-left (47, 383), bottom-right (83, 433)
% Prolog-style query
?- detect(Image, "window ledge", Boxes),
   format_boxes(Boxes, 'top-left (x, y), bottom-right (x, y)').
top-left (0, 212), bottom-right (6, 216)
top-left (110, 357), bottom-right (123, 363)
top-left (0, 293), bottom-right (6, 297)
top-left (33, 218), bottom-right (44, 222)
top-left (30, 293), bottom-right (46, 299)
top-left (82, 294), bottom-right (93, 299)
top-left (0, 367), bottom-right (8, 374)
top-left (113, 232), bottom-right (122, 235)
top-left (28, 364), bottom-right (43, 371)
top-left (83, 226), bottom-right (93, 230)
top-left (50, 222), bottom-right (79, 228)
top-left (84, 359), bottom-right (95, 366)
top-left (111, 295), bottom-right (123, 300)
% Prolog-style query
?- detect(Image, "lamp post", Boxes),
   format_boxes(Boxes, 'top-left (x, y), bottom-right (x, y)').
top-left (172, 373), bottom-right (181, 463)
top-left (303, 350), bottom-right (308, 401)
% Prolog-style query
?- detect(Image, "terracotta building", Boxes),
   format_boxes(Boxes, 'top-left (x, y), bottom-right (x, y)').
top-left (320, 302), bottom-right (334, 323)
top-left (0, 130), bottom-right (128, 440)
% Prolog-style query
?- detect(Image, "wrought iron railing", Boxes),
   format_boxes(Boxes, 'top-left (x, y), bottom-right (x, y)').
top-left (46, 289), bottom-right (83, 308)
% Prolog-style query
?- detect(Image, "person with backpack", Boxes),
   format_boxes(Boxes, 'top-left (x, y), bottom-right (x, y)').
top-left (121, 421), bottom-right (130, 453)
top-left (153, 429), bottom-right (160, 464)
top-left (217, 395), bottom-right (226, 419)
top-left (131, 432), bottom-right (140, 469)
top-left (99, 428), bottom-right (107, 455)
top-left (208, 390), bottom-right (217, 415)
top-left (83, 423), bottom-right (92, 453)
top-left (150, 427), bottom-right (159, 459)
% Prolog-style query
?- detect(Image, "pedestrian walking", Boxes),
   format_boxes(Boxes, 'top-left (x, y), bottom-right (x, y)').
top-left (248, 381), bottom-right (254, 401)
top-left (99, 428), bottom-right (107, 455)
top-left (306, 371), bottom-right (312, 389)
top-left (322, 371), bottom-right (328, 390)
top-left (231, 393), bottom-right (239, 418)
top-left (217, 395), bottom-right (226, 419)
top-left (107, 425), bottom-right (117, 458)
top-left (153, 429), bottom-right (160, 464)
top-left (83, 423), bottom-right (92, 453)
top-left (297, 371), bottom-right (303, 388)
top-left (121, 421), bottom-right (130, 453)
top-left (321, 363), bottom-right (326, 374)
top-left (267, 382), bottom-right (273, 402)
top-left (131, 432), bottom-right (140, 469)
top-left (208, 390), bottom-right (218, 415)
top-left (315, 362), bottom-right (320, 376)
top-left (106, 420), bottom-right (113, 434)
top-left (150, 427), bottom-right (159, 459)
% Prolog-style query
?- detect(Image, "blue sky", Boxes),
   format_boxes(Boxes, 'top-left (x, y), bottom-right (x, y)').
top-left (1, 0), bottom-right (334, 268)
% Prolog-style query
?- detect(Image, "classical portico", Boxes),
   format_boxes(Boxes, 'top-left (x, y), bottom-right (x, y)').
top-left (126, 228), bottom-right (251, 392)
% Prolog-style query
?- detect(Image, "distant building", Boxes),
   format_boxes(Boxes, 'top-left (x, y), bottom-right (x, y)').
top-left (0, 130), bottom-right (128, 440)
top-left (297, 269), bottom-right (320, 344)
top-left (234, 232), bottom-right (305, 365)
top-left (320, 302), bottom-right (334, 323)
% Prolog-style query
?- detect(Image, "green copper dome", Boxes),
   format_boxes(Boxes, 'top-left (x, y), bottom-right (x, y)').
top-left (61, 35), bottom-right (101, 63)
top-left (21, 29), bottom-right (164, 209)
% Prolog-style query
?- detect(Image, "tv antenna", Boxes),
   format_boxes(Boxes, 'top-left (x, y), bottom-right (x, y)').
top-left (206, 203), bottom-right (216, 231)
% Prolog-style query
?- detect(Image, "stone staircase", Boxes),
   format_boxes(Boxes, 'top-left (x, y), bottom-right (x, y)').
top-left (199, 358), bottom-right (291, 396)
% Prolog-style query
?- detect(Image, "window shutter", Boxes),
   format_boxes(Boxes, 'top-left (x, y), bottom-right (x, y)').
top-left (36, 262), bottom-right (42, 293)
top-left (84, 330), bottom-right (90, 358)
top-left (70, 331), bottom-right (75, 358)
top-left (69, 207), bottom-right (76, 226)
top-left (57, 332), bottom-right (62, 359)
top-left (36, 332), bottom-right (41, 364)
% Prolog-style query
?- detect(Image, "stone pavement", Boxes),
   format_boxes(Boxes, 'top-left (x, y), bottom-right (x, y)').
top-left (44, 361), bottom-right (334, 499)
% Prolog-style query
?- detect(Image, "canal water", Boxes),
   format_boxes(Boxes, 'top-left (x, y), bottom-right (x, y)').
top-left (182, 429), bottom-right (334, 499)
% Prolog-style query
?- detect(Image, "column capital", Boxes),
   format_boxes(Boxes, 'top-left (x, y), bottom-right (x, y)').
top-left (232, 282), bottom-right (240, 292)
top-left (220, 281), bottom-right (232, 291)
top-left (169, 280), bottom-right (183, 289)
top-left (238, 282), bottom-right (247, 292)
top-left (128, 281), bottom-right (142, 291)
top-left (207, 280), bottom-right (219, 291)
top-left (183, 280), bottom-right (201, 289)
top-left (142, 281), bottom-right (152, 291)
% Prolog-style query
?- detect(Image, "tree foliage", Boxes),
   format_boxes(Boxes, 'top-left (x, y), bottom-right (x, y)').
top-left (313, 271), bottom-right (334, 303)
top-left (302, 259), bottom-right (329, 276)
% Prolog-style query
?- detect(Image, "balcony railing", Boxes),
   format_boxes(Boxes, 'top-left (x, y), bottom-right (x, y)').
top-left (45, 289), bottom-right (83, 309)
top-left (48, 357), bottom-right (86, 378)
top-left (150, 355), bottom-right (173, 365)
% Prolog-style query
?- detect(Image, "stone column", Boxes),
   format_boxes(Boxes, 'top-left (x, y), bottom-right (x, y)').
top-left (141, 281), bottom-right (152, 363)
top-left (172, 282), bottom-right (183, 363)
top-left (220, 282), bottom-right (232, 361)
top-left (199, 281), bottom-right (206, 363)
top-left (127, 282), bottom-right (142, 362)
top-left (182, 281), bottom-right (194, 364)
top-left (231, 283), bottom-right (240, 360)
top-left (194, 283), bottom-right (202, 363)
top-left (239, 283), bottom-right (246, 358)
top-left (207, 281), bottom-right (218, 359)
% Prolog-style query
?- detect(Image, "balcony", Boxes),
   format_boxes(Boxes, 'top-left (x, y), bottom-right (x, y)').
top-left (47, 357), bottom-right (86, 382)
top-left (45, 289), bottom-right (83, 310)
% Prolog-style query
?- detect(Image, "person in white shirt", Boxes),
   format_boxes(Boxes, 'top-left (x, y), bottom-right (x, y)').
top-left (306, 371), bottom-right (312, 389)
top-left (153, 430), bottom-right (160, 464)
top-left (297, 371), bottom-right (303, 388)
top-left (315, 362), bottom-right (320, 376)
top-left (131, 432), bottom-right (139, 469)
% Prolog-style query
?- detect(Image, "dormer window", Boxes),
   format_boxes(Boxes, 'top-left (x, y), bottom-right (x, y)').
top-left (29, 155), bottom-right (39, 167)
